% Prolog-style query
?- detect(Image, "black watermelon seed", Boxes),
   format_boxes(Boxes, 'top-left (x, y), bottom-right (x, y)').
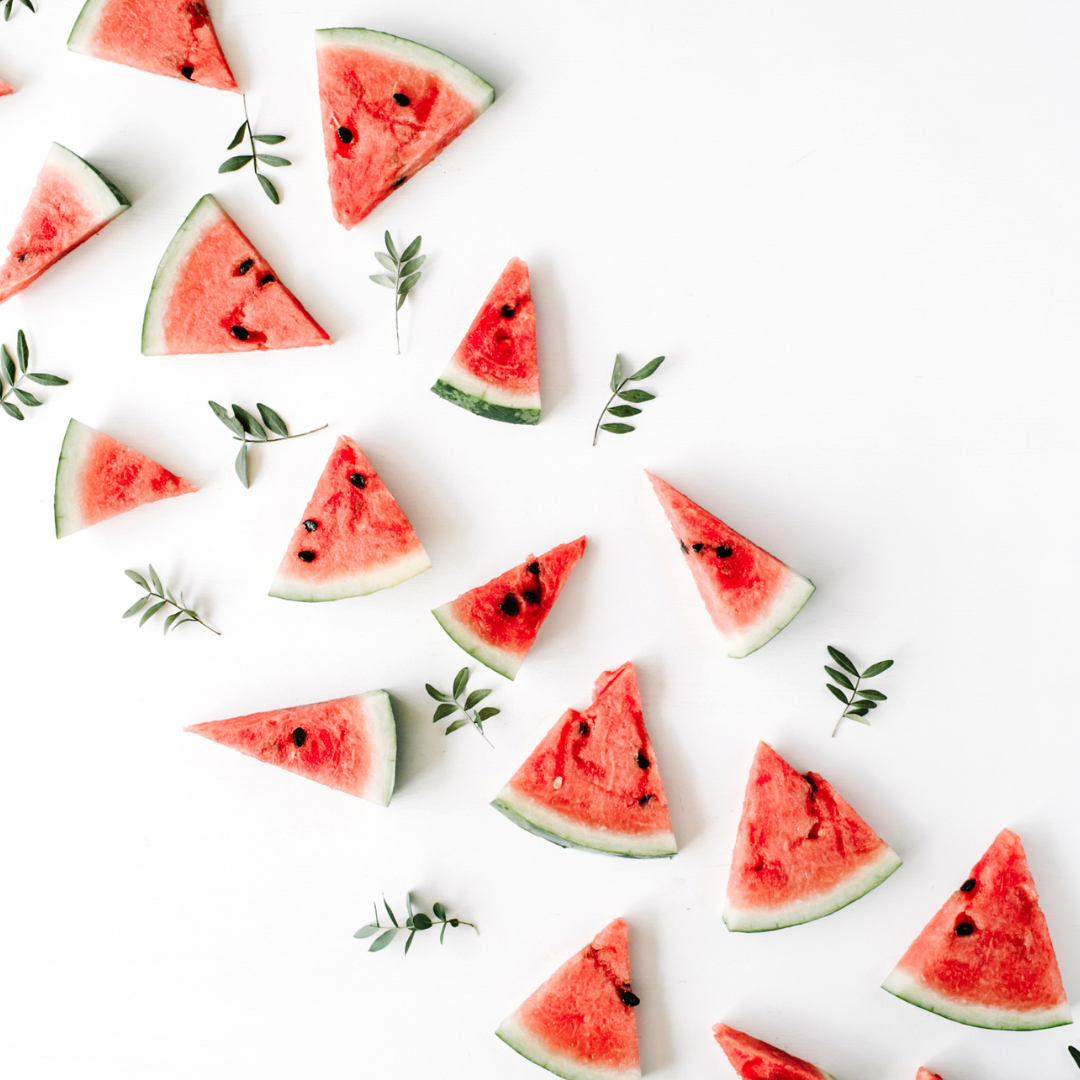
top-left (391, 177), bottom-right (407, 189)
top-left (501, 304), bottom-right (517, 318)
top-left (298, 550), bottom-right (316, 562)
top-left (259, 274), bottom-right (275, 286)
top-left (292, 727), bottom-right (307, 748)
top-left (638, 793), bottom-right (654, 806)
top-left (230, 326), bottom-right (250, 341)
top-left (526, 561), bottom-right (540, 576)
top-left (692, 543), bottom-right (704, 552)
top-left (637, 752), bottom-right (650, 769)
top-left (578, 722), bottom-right (590, 736)
top-left (715, 545), bottom-right (734, 558)
top-left (803, 773), bottom-right (818, 793)
top-left (679, 541), bottom-right (689, 554)
top-left (523, 590), bottom-right (541, 605)
top-left (392, 92), bottom-right (411, 106)
top-left (302, 520), bottom-right (318, 532)
top-left (806, 822), bottom-right (821, 840)
top-left (237, 258), bottom-right (254, 275)
top-left (349, 473), bottom-right (366, 488)
top-left (337, 126), bottom-right (354, 143)
top-left (618, 988), bottom-right (640, 1008)
top-left (180, 66), bottom-right (194, 80)
top-left (960, 879), bottom-right (977, 892)
top-left (500, 593), bottom-right (521, 617)
top-left (955, 922), bottom-right (975, 936)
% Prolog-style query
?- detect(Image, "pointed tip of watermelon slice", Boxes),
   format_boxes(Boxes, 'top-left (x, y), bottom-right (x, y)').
top-left (712, 1025), bottom-right (835, 1080)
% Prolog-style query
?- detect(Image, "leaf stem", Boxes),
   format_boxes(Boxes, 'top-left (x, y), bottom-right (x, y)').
top-left (147, 589), bottom-right (220, 635)
top-left (243, 95), bottom-right (261, 187)
top-left (394, 256), bottom-right (402, 355)
top-left (230, 423), bottom-right (328, 443)
top-left (832, 673), bottom-right (863, 737)
top-left (592, 380), bottom-right (627, 446)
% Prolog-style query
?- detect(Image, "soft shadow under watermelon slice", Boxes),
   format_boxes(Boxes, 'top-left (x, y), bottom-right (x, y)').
top-left (712, 1025), bottom-right (835, 1080)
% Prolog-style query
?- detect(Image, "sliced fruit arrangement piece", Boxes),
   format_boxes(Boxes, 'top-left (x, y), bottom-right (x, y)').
top-left (713, 1024), bottom-right (835, 1080)
top-left (186, 691), bottom-right (396, 804)
top-left (67, 0), bottom-right (238, 92)
top-left (269, 435), bottom-right (430, 601)
top-left (54, 419), bottom-right (195, 538)
top-left (432, 537), bottom-right (585, 680)
top-left (646, 471), bottom-right (814, 657)
top-left (431, 258), bottom-right (540, 424)
top-left (724, 741), bottom-right (901, 932)
top-left (0, 77), bottom-right (13, 96)
top-left (0, 142), bottom-right (129, 306)
top-left (493, 662), bottom-right (676, 858)
top-left (315, 28), bottom-right (494, 228)
top-left (497, 918), bottom-right (641, 1080)
top-left (916, 1070), bottom-right (943, 1080)
top-left (882, 828), bottom-right (1071, 1030)
top-left (142, 195), bottom-right (330, 355)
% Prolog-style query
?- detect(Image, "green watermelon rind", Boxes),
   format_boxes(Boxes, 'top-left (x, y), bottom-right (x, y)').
top-left (270, 545), bottom-right (432, 603)
top-left (355, 690), bottom-right (398, 807)
top-left (724, 570), bottom-right (816, 659)
top-left (881, 966), bottom-right (1073, 1031)
top-left (54, 417), bottom-right (95, 538)
top-left (723, 844), bottom-right (902, 932)
top-left (496, 1013), bottom-right (641, 1080)
top-left (432, 601), bottom-right (523, 680)
top-left (431, 378), bottom-right (541, 426)
top-left (66, 0), bottom-right (107, 55)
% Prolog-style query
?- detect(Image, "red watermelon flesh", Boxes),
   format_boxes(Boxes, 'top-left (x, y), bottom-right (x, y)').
top-left (67, 0), bottom-right (238, 92)
top-left (712, 1025), bottom-right (835, 1080)
top-left (269, 435), bottom-right (430, 602)
top-left (916, 1070), bottom-right (943, 1080)
top-left (54, 419), bottom-right (196, 538)
top-left (0, 78), bottom-right (13, 97)
top-left (142, 195), bottom-right (330, 355)
top-left (882, 829), bottom-right (1071, 1030)
top-left (186, 691), bottom-right (396, 805)
top-left (431, 258), bottom-right (541, 425)
top-left (497, 918), bottom-right (640, 1080)
top-left (646, 472), bottom-right (814, 658)
top-left (432, 537), bottom-right (585, 680)
top-left (492, 663), bottom-right (676, 859)
top-left (724, 742), bottom-right (901, 931)
top-left (315, 28), bottom-right (495, 229)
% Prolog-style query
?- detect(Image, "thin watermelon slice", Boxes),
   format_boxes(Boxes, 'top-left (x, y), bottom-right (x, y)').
top-left (724, 742), bottom-right (901, 931)
top-left (142, 195), bottom-right (330, 355)
top-left (315, 28), bottom-right (494, 229)
top-left (916, 1070), bottom-right (943, 1080)
top-left (432, 537), bottom-right (585, 680)
top-left (646, 471), bottom-right (815, 657)
top-left (713, 1025), bottom-right (835, 1080)
top-left (269, 435), bottom-right (430, 602)
top-left (54, 419), bottom-right (196, 538)
top-left (68, 0), bottom-right (238, 92)
top-left (493, 663), bottom-right (676, 859)
top-left (0, 77), bottom-right (14, 97)
top-left (186, 691), bottom-right (396, 805)
top-left (431, 258), bottom-right (540, 425)
top-left (497, 918), bottom-right (641, 1080)
top-left (882, 829), bottom-right (1071, 1030)
top-left (0, 143), bottom-right (129, 307)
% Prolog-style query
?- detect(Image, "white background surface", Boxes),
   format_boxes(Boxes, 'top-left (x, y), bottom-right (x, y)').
top-left (1, 2), bottom-right (1079, 1078)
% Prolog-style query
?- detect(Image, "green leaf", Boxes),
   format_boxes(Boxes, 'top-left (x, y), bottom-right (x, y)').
top-left (3, 1), bottom-right (12, 22)
top-left (628, 355), bottom-right (665, 381)
top-left (464, 688), bottom-right (492, 710)
top-left (400, 255), bottom-right (426, 278)
top-left (861, 659), bottom-right (894, 678)
top-left (139, 600), bottom-right (167, 627)
top-left (453, 667), bottom-right (470, 699)
top-left (827, 646), bottom-right (860, 676)
top-left (16, 330), bottom-right (28, 374)
top-left (257, 173), bottom-right (280, 204)
top-left (163, 610), bottom-right (183, 635)
top-left (369, 928), bottom-right (398, 952)
top-left (432, 902), bottom-right (446, 921)
top-left (1, 401), bottom-right (23, 420)
top-left (824, 666), bottom-right (854, 690)
top-left (847, 713), bottom-right (872, 725)
top-left (256, 403), bottom-right (288, 437)
top-left (227, 121), bottom-right (248, 150)
top-left (477, 707), bottom-right (500, 720)
top-left (148, 566), bottom-right (164, 595)
top-left (856, 688), bottom-right (887, 701)
top-left (433, 703), bottom-right (457, 722)
top-left (235, 443), bottom-right (250, 487)
top-left (1069, 1045), bottom-right (1080, 1069)
top-left (13, 387), bottom-right (41, 407)
top-left (609, 355), bottom-right (622, 393)
top-left (618, 389), bottom-right (655, 403)
top-left (125, 570), bottom-right (149, 590)
top-left (600, 423), bottom-right (634, 434)
top-left (256, 154), bottom-right (291, 168)
top-left (384, 231), bottom-right (399, 261)
top-left (400, 235), bottom-right (422, 262)
top-left (606, 404), bottom-right (641, 418)
top-left (26, 372), bottom-right (68, 386)
top-left (122, 596), bottom-right (150, 618)
top-left (369, 274), bottom-right (396, 289)
top-left (353, 924), bottom-right (380, 938)
top-left (232, 405), bottom-right (267, 441)
top-left (209, 400), bottom-right (239, 431)
top-left (219, 155), bottom-right (253, 173)
top-left (411, 912), bottom-right (432, 930)
top-left (425, 684), bottom-right (450, 702)
top-left (826, 683), bottom-right (850, 704)
top-left (383, 898), bottom-right (398, 926)
top-left (252, 133), bottom-right (286, 145)
top-left (845, 707), bottom-right (870, 718)
top-left (20, 0), bottom-right (34, 12)
top-left (445, 718), bottom-right (469, 735)
top-left (853, 698), bottom-right (877, 709)
top-left (395, 289), bottom-right (409, 312)
top-left (1, 345), bottom-right (15, 385)
top-left (398, 271), bottom-right (422, 295)
top-left (403, 930), bottom-right (416, 955)
top-left (374, 252), bottom-right (397, 272)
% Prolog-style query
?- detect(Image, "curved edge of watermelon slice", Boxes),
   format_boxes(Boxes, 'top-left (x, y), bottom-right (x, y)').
top-left (725, 570), bottom-right (816, 659)
top-left (432, 601), bottom-right (522, 680)
top-left (355, 690), bottom-right (397, 806)
top-left (491, 788), bottom-right (677, 860)
top-left (496, 1013), bottom-right (639, 1080)
top-left (723, 844), bottom-right (902, 932)
top-left (54, 417), bottom-right (96, 538)
top-left (270, 546), bottom-right (432, 603)
top-left (431, 377), bottom-right (540, 425)
top-left (881, 966), bottom-right (1073, 1031)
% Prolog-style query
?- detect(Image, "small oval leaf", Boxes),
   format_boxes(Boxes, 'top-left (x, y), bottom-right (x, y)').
top-left (600, 423), bottom-right (635, 434)
top-left (432, 703), bottom-right (457, 721)
top-left (257, 173), bottom-right (280, 204)
top-left (26, 373), bottom-right (68, 386)
top-left (861, 660), bottom-right (894, 678)
top-left (122, 596), bottom-right (150, 618)
top-left (444, 718), bottom-right (469, 734)
top-left (400, 236), bottom-right (422, 262)
top-left (856, 689), bottom-right (887, 701)
top-left (827, 646), bottom-right (860, 676)
top-left (16, 329), bottom-right (28, 373)
top-left (256, 403), bottom-right (288, 437)
top-left (227, 121), bottom-right (248, 150)
top-left (824, 666), bottom-right (855, 690)
top-left (628, 355), bottom-right (665, 381)
top-left (606, 404), bottom-right (641, 418)
top-left (432, 902), bottom-right (446, 921)
top-left (609, 354), bottom-right (623, 393)
top-left (453, 667), bottom-right (470, 699)
top-left (464, 688), bottom-right (492, 709)
top-left (252, 133), bottom-right (286, 145)
top-left (235, 443), bottom-right (250, 487)
top-left (477, 707), bottom-right (500, 720)
top-left (425, 684), bottom-right (450, 702)
top-left (139, 600), bottom-right (167, 627)
top-left (13, 387), bottom-right (41, 407)
top-left (368, 928), bottom-right (398, 952)
top-left (353, 924), bottom-right (380, 939)
top-left (411, 912), bottom-right (432, 930)
top-left (1, 401), bottom-right (24, 420)
top-left (369, 274), bottom-right (396, 289)
top-left (256, 154), bottom-right (291, 168)
top-left (374, 251), bottom-right (397, 272)
top-left (826, 683), bottom-right (850, 704)
top-left (218, 155), bottom-right (253, 173)
top-left (125, 570), bottom-right (149, 590)
top-left (618, 389), bottom-right (655, 403)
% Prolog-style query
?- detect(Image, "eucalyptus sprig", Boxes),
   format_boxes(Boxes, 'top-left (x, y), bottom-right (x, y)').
top-left (1068, 1045), bottom-right (1080, 1069)
top-left (354, 893), bottom-right (476, 955)
top-left (826, 646), bottom-right (893, 736)
top-left (219, 95), bottom-right (291, 204)
top-left (123, 566), bottom-right (220, 636)
top-left (426, 667), bottom-right (499, 743)
top-left (1, 330), bottom-right (67, 420)
top-left (369, 232), bottom-right (424, 354)
top-left (592, 354), bottom-right (665, 445)
top-left (208, 401), bottom-right (326, 488)
top-left (3, 0), bottom-right (35, 21)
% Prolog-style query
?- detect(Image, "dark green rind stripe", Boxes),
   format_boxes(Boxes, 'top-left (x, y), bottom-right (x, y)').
top-left (53, 417), bottom-right (77, 539)
top-left (432, 607), bottom-right (517, 680)
top-left (431, 380), bottom-right (540, 425)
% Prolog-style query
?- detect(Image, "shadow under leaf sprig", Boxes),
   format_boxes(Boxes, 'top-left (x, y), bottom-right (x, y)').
top-left (123, 566), bottom-right (219, 636)
top-left (354, 894), bottom-right (476, 955)
top-left (426, 667), bottom-right (499, 744)
top-left (219, 95), bottom-right (291, 204)
top-left (826, 645), bottom-right (893, 736)
top-left (1, 330), bottom-right (67, 420)
top-left (369, 232), bottom-right (424, 354)
top-left (592, 354), bottom-right (665, 444)
top-left (4, 0), bottom-right (35, 21)
top-left (208, 401), bottom-right (326, 487)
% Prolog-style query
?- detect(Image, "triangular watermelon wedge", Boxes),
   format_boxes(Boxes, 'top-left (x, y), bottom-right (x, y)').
top-left (916, 1070), bottom-right (943, 1080)
top-left (0, 142), bottom-right (130, 306)
top-left (186, 691), bottom-right (396, 805)
top-left (493, 663), bottom-right (677, 858)
top-left (646, 471), bottom-right (815, 657)
top-left (142, 195), bottom-right (331, 355)
top-left (432, 537), bottom-right (585, 680)
top-left (712, 1025), bottom-right (836, 1080)
top-left (54, 419), bottom-right (196, 538)
top-left (68, 0), bottom-right (238, 92)
top-left (882, 829), bottom-right (1071, 1030)
top-left (497, 918), bottom-right (641, 1080)
top-left (269, 435), bottom-right (430, 601)
top-left (724, 742), bottom-right (901, 931)
top-left (0, 77), bottom-right (14, 97)
top-left (431, 258), bottom-right (540, 425)
top-left (315, 28), bottom-right (494, 229)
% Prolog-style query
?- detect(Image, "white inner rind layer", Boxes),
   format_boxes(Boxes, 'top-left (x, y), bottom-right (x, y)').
top-left (723, 845), bottom-right (902, 932)
top-left (47, 142), bottom-right (129, 220)
top-left (437, 353), bottom-right (542, 411)
top-left (494, 786), bottom-right (678, 859)
top-left (881, 966), bottom-right (1073, 1031)
top-left (315, 28), bottom-right (495, 112)
top-left (357, 690), bottom-right (397, 807)
top-left (724, 569), bottom-right (815, 658)
top-left (496, 1012), bottom-right (640, 1080)
top-left (53, 418), bottom-right (96, 538)
top-left (432, 602), bottom-right (521, 680)
top-left (66, 0), bottom-right (108, 54)
top-left (270, 545), bottom-right (432, 602)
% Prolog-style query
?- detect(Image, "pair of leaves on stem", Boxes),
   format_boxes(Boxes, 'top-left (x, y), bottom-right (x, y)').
top-left (826, 646), bottom-right (893, 736)
top-left (369, 233), bottom-right (424, 354)
top-left (354, 894), bottom-right (475, 955)
top-left (208, 401), bottom-right (326, 488)
top-left (1, 330), bottom-right (67, 420)
top-left (219, 97), bottom-right (290, 204)
top-left (4, 0), bottom-right (34, 20)
top-left (426, 667), bottom-right (500, 742)
top-left (123, 566), bottom-right (220, 636)
top-left (592, 354), bottom-right (665, 444)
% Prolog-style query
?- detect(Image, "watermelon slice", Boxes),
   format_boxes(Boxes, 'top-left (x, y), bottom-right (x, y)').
top-left (315, 28), bottom-right (494, 229)
top-left (712, 1025), bottom-right (835, 1080)
top-left (432, 537), bottom-right (585, 680)
top-left (0, 78), bottom-right (14, 97)
top-left (497, 918), bottom-right (641, 1080)
top-left (54, 419), bottom-right (196, 538)
top-left (646, 471), bottom-right (814, 657)
top-left (493, 663), bottom-right (676, 859)
top-left (186, 691), bottom-right (396, 805)
top-left (882, 829), bottom-right (1071, 1030)
top-left (431, 258), bottom-right (540, 425)
top-left (916, 1070), bottom-right (943, 1080)
top-left (724, 742), bottom-right (901, 932)
top-left (68, 0), bottom-right (238, 92)
top-left (269, 435), bottom-right (430, 602)
top-left (0, 143), bottom-right (129, 307)
top-left (142, 195), bottom-right (330, 355)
